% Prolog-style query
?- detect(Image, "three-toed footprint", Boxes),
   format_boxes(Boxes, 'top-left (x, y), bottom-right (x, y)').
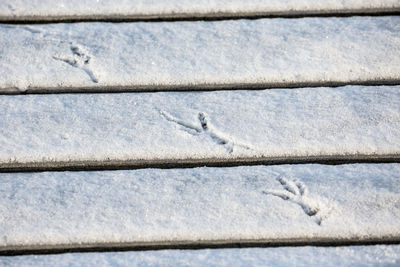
top-left (160, 110), bottom-right (253, 153)
top-left (263, 175), bottom-right (332, 225)
top-left (53, 43), bottom-right (99, 83)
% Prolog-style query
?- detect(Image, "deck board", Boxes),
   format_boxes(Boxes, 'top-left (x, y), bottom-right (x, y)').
top-left (0, 0), bottom-right (399, 22)
top-left (2, 246), bottom-right (400, 265)
top-left (1, 17), bottom-right (399, 93)
top-left (0, 164), bottom-right (399, 253)
top-left (0, 86), bottom-right (399, 170)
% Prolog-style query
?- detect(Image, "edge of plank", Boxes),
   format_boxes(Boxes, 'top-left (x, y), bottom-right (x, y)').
top-left (2, 236), bottom-right (400, 256)
top-left (1, 154), bottom-right (399, 173)
top-left (0, 7), bottom-right (399, 23)
top-left (2, 79), bottom-right (400, 95)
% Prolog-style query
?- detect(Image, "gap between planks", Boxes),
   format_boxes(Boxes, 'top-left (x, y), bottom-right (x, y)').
top-left (2, 79), bottom-right (400, 95)
top-left (1, 237), bottom-right (400, 257)
top-left (0, 8), bottom-right (399, 24)
top-left (1, 154), bottom-right (399, 173)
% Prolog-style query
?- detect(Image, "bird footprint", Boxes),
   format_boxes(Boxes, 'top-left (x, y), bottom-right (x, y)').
top-left (53, 44), bottom-right (98, 83)
top-left (160, 110), bottom-right (253, 153)
top-left (263, 175), bottom-right (331, 225)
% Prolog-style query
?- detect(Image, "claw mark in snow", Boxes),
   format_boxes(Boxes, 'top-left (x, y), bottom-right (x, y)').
top-left (6, 4), bottom-right (16, 13)
top-left (53, 44), bottom-right (98, 83)
top-left (2, 25), bottom-right (42, 34)
top-left (160, 111), bottom-right (253, 153)
top-left (263, 175), bottom-right (332, 225)
top-left (20, 26), bottom-right (42, 34)
top-left (161, 111), bottom-right (202, 134)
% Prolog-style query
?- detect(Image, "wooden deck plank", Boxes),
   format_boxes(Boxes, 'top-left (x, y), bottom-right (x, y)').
top-left (1, 164), bottom-right (399, 253)
top-left (1, 17), bottom-right (399, 94)
top-left (0, 86), bottom-right (399, 171)
top-left (1, 245), bottom-right (400, 265)
top-left (0, 0), bottom-right (399, 22)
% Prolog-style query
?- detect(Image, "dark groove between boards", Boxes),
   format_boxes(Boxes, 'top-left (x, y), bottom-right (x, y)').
top-left (2, 79), bottom-right (400, 95)
top-left (0, 8), bottom-right (399, 24)
top-left (1, 237), bottom-right (400, 256)
top-left (1, 154), bottom-right (399, 173)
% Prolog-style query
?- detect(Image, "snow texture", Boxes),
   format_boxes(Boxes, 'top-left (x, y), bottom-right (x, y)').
top-left (0, 164), bottom-right (399, 248)
top-left (0, 0), bottom-right (398, 18)
top-left (1, 245), bottom-right (400, 267)
top-left (0, 86), bottom-right (399, 165)
top-left (0, 16), bottom-right (399, 92)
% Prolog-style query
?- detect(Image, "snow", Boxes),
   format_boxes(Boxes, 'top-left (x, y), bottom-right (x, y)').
top-left (0, 1), bottom-right (398, 263)
top-left (0, 164), bottom-right (399, 249)
top-left (0, 0), bottom-right (398, 19)
top-left (1, 245), bottom-right (400, 266)
top-left (0, 86), bottom-right (399, 166)
top-left (0, 16), bottom-right (399, 93)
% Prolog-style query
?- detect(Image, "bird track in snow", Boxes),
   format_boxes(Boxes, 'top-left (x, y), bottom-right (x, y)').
top-left (2, 25), bottom-right (100, 86)
top-left (53, 44), bottom-right (99, 83)
top-left (160, 110), bottom-right (253, 153)
top-left (6, 4), bottom-right (16, 13)
top-left (263, 175), bottom-right (332, 225)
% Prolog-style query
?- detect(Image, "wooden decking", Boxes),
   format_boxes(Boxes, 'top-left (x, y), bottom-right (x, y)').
top-left (0, 1), bottom-right (399, 263)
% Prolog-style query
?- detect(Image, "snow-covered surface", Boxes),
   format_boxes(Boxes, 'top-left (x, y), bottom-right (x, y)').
top-left (1, 17), bottom-right (399, 93)
top-left (0, 0), bottom-right (399, 19)
top-left (2, 246), bottom-right (400, 267)
top-left (0, 86), bottom-right (399, 166)
top-left (0, 164), bottom-right (399, 248)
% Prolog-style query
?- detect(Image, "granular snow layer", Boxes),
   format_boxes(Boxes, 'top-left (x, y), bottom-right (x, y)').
top-left (0, 164), bottom-right (399, 248)
top-left (0, 86), bottom-right (399, 165)
top-left (0, 0), bottom-right (398, 19)
top-left (1, 17), bottom-right (399, 92)
top-left (1, 245), bottom-right (400, 267)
